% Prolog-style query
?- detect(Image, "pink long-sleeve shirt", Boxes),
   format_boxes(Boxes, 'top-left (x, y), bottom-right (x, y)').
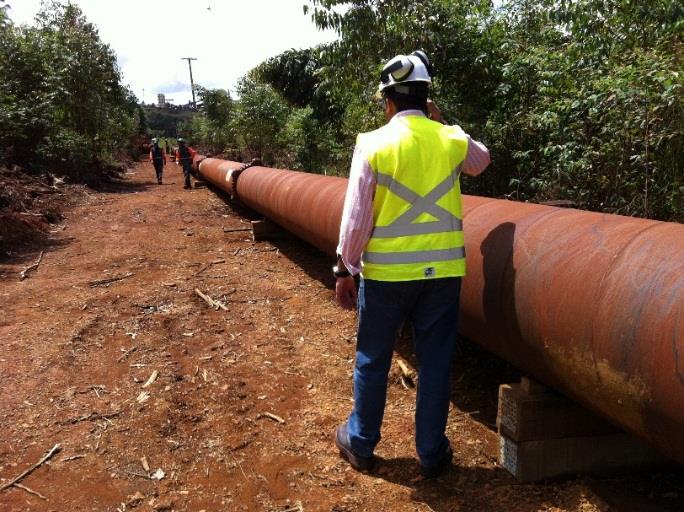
top-left (337, 110), bottom-right (491, 276)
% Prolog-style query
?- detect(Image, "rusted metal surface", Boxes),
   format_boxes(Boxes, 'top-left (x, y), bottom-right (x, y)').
top-left (192, 153), bottom-right (207, 173)
top-left (197, 158), bottom-right (243, 196)
top-left (204, 159), bottom-right (684, 463)
top-left (459, 197), bottom-right (684, 463)
top-left (236, 166), bottom-right (348, 255)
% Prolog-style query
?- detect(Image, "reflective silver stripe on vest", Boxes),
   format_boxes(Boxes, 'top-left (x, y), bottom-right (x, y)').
top-left (372, 165), bottom-right (463, 239)
top-left (363, 246), bottom-right (466, 265)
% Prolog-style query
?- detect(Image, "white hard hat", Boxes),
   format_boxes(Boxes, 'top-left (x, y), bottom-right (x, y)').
top-left (151, 138), bottom-right (158, 144)
top-left (378, 50), bottom-right (433, 95)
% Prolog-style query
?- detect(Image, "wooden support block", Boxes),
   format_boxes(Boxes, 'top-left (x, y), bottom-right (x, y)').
top-left (499, 432), bottom-right (669, 483)
top-left (251, 219), bottom-right (293, 242)
top-left (497, 379), bottom-right (671, 482)
top-left (497, 383), bottom-right (619, 443)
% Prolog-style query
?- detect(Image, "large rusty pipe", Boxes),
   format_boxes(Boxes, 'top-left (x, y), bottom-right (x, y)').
top-left (207, 162), bottom-right (683, 463)
top-left (236, 166), bottom-right (348, 255)
top-left (192, 153), bottom-right (207, 173)
top-left (197, 158), bottom-right (243, 196)
top-left (458, 197), bottom-right (684, 463)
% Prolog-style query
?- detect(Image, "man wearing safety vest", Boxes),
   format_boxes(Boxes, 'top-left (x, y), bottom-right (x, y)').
top-left (149, 138), bottom-right (166, 184)
top-left (333, 51), bottom-right (490, 478)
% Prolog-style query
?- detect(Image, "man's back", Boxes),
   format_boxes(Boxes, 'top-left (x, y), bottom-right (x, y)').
top-left (359, 114), bottom-right (467, 193)
top-left (151, 145), bottom-right (164, 160)
top-left (178, 145), bottom-right (191, 160)
top-left (357, 112), bottom-right (469, 281)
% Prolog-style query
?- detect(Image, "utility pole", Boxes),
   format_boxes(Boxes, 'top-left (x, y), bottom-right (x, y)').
top-left (181, 57), bottom-right (198, 108)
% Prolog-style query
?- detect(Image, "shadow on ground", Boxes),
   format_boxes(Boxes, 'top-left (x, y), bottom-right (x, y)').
top-left (85, 174), bottom-right (154, 194)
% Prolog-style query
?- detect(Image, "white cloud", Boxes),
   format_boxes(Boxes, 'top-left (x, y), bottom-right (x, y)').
top-left (7, 0), bottom-right (338, 104)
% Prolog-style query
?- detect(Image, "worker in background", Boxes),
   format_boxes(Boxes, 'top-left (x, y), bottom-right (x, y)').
top-left (165, 140), bottom-right (171, 160)
top-left (333, 50), bottom-right (491, 478)
top-left (149, 138), bottom-right (166, 184)
top-left (177, 138), bottom-right (196, 189)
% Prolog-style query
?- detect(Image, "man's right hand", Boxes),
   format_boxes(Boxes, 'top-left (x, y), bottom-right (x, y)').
top-left (335, 276), bottom-right (357, 310)
top-left (427, 99), bottom-right (445, 124)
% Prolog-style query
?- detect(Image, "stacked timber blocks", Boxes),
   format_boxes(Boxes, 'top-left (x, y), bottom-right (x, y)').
top-left (497, 377), bottom-right (668, 482)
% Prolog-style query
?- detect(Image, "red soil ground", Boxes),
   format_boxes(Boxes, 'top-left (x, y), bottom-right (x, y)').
top-left (0, 162), bottom-right (682, 511)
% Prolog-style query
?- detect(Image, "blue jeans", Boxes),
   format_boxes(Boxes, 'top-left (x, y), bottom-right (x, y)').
top-left (346, 277), bottom-right (461, 468)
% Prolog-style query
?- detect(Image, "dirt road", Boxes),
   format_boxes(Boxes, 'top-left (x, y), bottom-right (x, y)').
top-left (0, 162), bottom-right (682, 511)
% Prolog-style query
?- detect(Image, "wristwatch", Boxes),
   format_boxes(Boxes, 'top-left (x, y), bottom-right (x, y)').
top-left (333, 264), bottom-right (351, 278)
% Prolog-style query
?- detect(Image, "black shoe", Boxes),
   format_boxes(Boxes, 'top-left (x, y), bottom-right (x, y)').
top-left (334, 424), bottom-right (376, 472)
top-left (419, 445), bottom-right (453, 478)
top-left (183, 184), bottom-right (191, 189)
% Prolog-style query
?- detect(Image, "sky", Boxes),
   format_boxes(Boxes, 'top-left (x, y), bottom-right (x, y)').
top-left (6, 0), bottom-right (339, 105)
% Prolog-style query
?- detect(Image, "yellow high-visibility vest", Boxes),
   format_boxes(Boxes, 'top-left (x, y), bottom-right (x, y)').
top-left (358, 114), bottom-right (468, 281)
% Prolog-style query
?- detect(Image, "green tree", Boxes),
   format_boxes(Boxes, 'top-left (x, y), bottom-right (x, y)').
top-left (0, 1), bottom-right (141, 175)
top-left (255, 47), bottom-right (341, 124)
top-left (198, 87), bottom-right (233, 126)
top-left (481, 0), bottom-right (684, 220)
top-left (231, 75), bottom-right (289, 164)
top-left (302, 0), bottom-right (683, 221)
top-left (193, 86), bottom-right (235, 153)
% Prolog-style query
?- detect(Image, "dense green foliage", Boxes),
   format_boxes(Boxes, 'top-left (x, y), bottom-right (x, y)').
top-left (184, 73), bottom-right (343, 172)
top-left (153, 0), bottom-right (684, 221)
top-left (146, 107), bottom-right (195, 140)
top-left (299, 0), bottom-right (684, 221)
top-left (485, 0), bottom-right (684, 219)
top-left (255, 48), bottom-right (342, 123)
top-left (0, 1), bottom-right (144, 177)
top-left (181, 87), bottom-right (234, 154)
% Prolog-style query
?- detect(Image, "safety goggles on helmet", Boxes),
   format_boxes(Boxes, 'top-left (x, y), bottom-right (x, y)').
top-left (380, 56), bottom-right (414, 84)
top-left (378, 50), bottom-right (433, 95)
